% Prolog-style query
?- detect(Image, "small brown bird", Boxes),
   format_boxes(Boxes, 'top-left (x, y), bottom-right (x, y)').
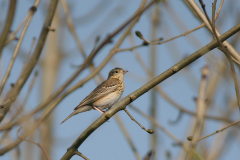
top-left (61, 68), bottom-right (128, 124)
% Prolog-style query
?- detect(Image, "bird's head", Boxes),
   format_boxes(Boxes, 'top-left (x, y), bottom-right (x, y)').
top-left (108, 68), bottom-right (128, 80)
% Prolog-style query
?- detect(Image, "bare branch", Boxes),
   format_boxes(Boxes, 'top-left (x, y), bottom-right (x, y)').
top-left (187, 66), bottom-right (209, 160)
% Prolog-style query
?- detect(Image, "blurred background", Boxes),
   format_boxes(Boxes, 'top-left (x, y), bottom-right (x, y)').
top-left (0, 0), bottom-right (240, 159)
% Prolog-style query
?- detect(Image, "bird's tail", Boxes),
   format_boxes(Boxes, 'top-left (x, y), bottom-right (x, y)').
top-left (61, 111), bottom-right (77, 124)
top-left (61, 106), bottom-right (92, 124)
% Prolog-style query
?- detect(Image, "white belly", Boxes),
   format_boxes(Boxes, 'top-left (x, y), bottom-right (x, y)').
top-left (93, 92), bottom-right (122, 110)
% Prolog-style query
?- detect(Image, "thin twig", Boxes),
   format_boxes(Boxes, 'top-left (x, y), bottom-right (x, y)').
top-left (17, 127), bottom-right (50, 160)
top-left (215, 0), bottom-right (224, 20)
top-left (124, 109), bottom-right (154, 134)
top-left (128, 104), bottom-right (203, 160)
top-left (188, 120), bottom-right (240, 142)
top-left (74, 150), bottom-right (89, 160)
top-left (135, 23), bottom-right (204, 45)
top-left (116, 44), bottom-right (146, 52)
top-left (116, 37), bottom-right (163, 52)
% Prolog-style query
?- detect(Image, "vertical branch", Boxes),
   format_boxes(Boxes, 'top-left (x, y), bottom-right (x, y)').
top-left (40, 5), bottom-right (62, 160)
top-left (149, 3), bottom-right (159, 160)
top-left (187, 66), bottom-right (209, 160)
top-left (0, 0), bottom-right (16, 56)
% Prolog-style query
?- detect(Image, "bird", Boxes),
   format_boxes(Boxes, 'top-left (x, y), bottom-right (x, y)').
top-left (61, 68), bottom-right (128, 124)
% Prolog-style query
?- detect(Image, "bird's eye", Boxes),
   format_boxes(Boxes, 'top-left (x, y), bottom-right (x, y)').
top-left (115, 71), bottom-right (118, 73)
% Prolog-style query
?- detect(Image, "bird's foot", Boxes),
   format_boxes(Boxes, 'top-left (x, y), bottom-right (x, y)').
top-left (93, 106), bottom-right (110, 122)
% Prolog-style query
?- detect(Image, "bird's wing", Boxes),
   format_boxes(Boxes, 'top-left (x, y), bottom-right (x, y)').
top-left (74, 78), bottom-right (120, 110)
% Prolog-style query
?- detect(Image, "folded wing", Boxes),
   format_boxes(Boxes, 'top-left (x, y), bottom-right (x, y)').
top-left (74, 78), bottom-right (120, 110)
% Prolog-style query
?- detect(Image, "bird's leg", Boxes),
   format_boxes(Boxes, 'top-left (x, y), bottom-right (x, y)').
top-left (93, 106), bottom-right (110, 122)
top-left (93, 106), bottom-right (105, 114)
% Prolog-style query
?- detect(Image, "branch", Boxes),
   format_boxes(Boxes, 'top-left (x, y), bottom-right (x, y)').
top-left (116, 43), bottom-right (148, 52)
top-left (187, 66), bottom-right (209, 160)
top-left (128, 104), bottom-right (203, 160)
top-left (124, 109), bottom-right (153, 134)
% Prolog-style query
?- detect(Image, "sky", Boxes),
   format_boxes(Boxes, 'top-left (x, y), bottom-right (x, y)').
top-left (1, 0), bottom-right (240, 160)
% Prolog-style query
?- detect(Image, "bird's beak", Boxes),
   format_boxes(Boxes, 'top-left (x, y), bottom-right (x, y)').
top-left (123, 70), bottom-right (128, 74)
